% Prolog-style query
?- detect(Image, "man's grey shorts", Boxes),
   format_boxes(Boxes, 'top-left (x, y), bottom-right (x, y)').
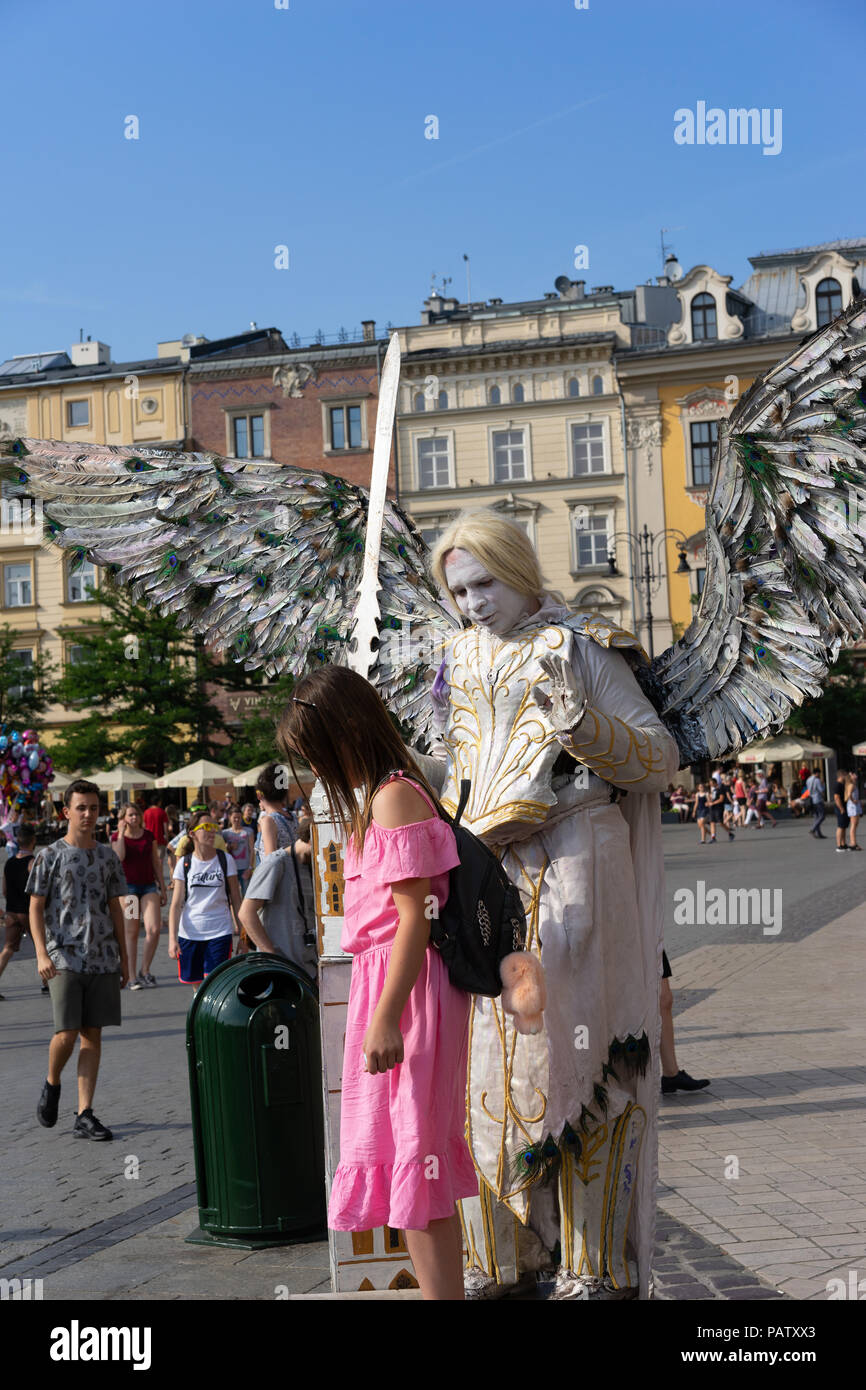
top-left (48, 970), bottom-right (122, 1033)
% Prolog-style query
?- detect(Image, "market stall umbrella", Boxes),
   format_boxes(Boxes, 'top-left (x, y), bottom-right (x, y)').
top-left (736, 736), bottom-right (834, 764)
top-left (232, 761), bottom-right (315, 797)
top-left (156, 759), bottom-right (239, 790)
top-left (88, 764), bottom-right (156, 791)
top-left (47, 769), bottom-right (77, 792)
top-left (231, 762), bottom-right (271, 788)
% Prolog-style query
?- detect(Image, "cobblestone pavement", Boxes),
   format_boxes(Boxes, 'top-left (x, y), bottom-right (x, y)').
top-left (0, 822), bottom-right (861, 1300)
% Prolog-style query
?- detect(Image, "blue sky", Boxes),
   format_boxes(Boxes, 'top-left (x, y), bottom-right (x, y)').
top-left (2, 0), bottom-right (864, 363)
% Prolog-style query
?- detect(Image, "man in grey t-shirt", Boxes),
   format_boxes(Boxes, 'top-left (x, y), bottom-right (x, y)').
top-left (29, 781), bottom-right (129, 1140)
top-left (238, 846), bottom-right (316, 980)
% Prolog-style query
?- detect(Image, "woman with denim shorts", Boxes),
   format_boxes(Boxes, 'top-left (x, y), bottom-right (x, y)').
top-left (110, 803), bottom-right (166, 990)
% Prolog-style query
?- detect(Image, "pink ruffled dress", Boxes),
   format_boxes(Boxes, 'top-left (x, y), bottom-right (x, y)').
top-left (327, 772), bottom-right (479, 1232)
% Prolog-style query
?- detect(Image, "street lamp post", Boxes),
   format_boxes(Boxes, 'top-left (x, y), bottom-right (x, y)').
top-left (606, 523), bottom-right (690, 660)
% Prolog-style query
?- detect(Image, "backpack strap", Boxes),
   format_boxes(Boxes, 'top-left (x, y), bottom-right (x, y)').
top-left (454, 780), bottom-right (471, 826)
top-left (215, 847), bottom-right (231, 902)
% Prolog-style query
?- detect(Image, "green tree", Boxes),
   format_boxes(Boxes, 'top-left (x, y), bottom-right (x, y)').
top-left (219, 669), bottom-right (298, 770)
top-left (785, 649), bottom-right (866, 757)
top-left (51, 579), bottom-right (230, 777)
top-left (0, 624), bottom-right (57, 729)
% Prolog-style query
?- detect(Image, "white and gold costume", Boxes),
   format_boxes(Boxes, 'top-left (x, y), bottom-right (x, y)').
top-left (433, 597), bottom-right (679, 1297)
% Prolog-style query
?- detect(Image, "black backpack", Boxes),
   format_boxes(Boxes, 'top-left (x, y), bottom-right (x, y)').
top-left (374, 773), bottom-right (528, 997)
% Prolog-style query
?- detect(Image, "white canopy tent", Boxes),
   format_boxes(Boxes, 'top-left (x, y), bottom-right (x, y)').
top-left (87, 764), bottom-right (157, 792)
top-left (737, 736), bottom-right (833, 765)
top-left (737, 735), bottom-right (834, 799)
top-left (155, 759), bottom-right (239, 806)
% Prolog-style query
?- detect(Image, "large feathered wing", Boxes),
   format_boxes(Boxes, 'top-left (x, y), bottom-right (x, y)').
top-left (642, 296), bottom-right (866, 765)
top-left (0, 438), bottom-right (460, 743)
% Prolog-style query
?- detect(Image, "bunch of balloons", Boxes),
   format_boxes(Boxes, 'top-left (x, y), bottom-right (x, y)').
top-left (0, 727), bottom-right (55, 818)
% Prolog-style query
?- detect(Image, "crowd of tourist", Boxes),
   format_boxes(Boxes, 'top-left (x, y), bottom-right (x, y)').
top-left (0, 763), bottom-right (315, 1004)
top-left (663, 763), bottom-right (861, 850)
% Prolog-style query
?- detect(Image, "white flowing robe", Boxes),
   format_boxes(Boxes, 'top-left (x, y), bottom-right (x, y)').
top-left (434, 598), bottom-right (680, 1292)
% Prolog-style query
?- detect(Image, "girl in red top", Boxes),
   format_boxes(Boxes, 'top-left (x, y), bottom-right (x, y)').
top-left (111, 803), bottom-right (166, 990)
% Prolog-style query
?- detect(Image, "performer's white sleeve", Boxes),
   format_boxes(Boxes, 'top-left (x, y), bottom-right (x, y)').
top-left (411, 748), bottom-right (448, 793)
top-left (558, 640), bottom-right (680, 793)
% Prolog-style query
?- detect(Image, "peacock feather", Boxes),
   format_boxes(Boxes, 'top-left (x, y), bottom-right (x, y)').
top-left (0, 435), bottom-right (461, 746)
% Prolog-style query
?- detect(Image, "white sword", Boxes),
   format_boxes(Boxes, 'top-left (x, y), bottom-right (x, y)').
top-left (347, 331), bottom-right (401, 679)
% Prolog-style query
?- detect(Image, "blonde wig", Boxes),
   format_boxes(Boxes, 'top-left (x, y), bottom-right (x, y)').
top-left (430, 508), bottom-right (563, 608)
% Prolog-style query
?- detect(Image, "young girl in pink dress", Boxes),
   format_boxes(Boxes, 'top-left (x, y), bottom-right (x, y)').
top-left (278, 664), bottom-right (478, 1300)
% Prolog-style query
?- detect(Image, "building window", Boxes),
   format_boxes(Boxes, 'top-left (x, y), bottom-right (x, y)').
top-left (512, 382), bottom-right (525, 404)
top-left (437, 389), bottom-right (448, 410)
top-left (67, 643), bottom-right (90, 667)
top-left (591, 375), bottom-right (604, 395)
top-left (689, 420), bottom-right (718, 487)
top-left (691, 293), bottom-right (717, 340)
top-left (67, 558), bottom-right (97, 603)
top-left (329, 405), bottom-right (363, 450)
top-left (694, 566), bottom-right (706, 596)
top-left (573, 512), bottom-right (612, 569)
top-left (417, 437), bottom-right (451, 490)
top-left (4, 562), bottom-right (32, 607)
top-left (492, 429), bottom-right (527, 483)
top-left (567, 377), bottom-right (580, 397)
top-left (413, 392), bottom-right (426, 412)
top-left (488, 385), bottom-right (501, 405)
top-left (66, 400), bottom-right (90, 428)
top-left (816, 277), bottom-right (842, 326)
top-left (419, 523), bottom-right (444, 547)
top-left (232, 414), bottom-right (265, 457)
top-left (571, 422), bottom-right (607, 475)
top-left (8, 649), bottom-right (34, 701)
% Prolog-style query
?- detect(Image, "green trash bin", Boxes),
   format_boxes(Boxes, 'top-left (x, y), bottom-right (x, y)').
top-left (186, 951), bottom-right (326, 1247)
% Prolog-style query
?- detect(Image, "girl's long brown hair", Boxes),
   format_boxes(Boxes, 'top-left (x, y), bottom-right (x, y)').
top-left (276, 664), bottom-right (443, 851)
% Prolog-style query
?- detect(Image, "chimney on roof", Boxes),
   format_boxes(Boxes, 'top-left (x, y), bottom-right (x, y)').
top-left (69, 339), bottom-right (111, 367)
top-left (362, 320), bottom-right (376, 342)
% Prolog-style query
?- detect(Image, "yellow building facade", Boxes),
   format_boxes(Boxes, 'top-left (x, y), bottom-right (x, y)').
top-left (0, 337), bottom-right (188, 740)
top-left (617, 241), bottom-right (866, 638)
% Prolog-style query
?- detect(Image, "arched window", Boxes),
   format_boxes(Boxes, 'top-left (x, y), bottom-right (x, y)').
top-left (567, 377), bottom-right (580, 397)
top-left (512, 382), bottom-right (525, 403)
top-left (488, 384), bottom-right (501, 405)
top-left (437, 389), bottom-right (448, 409)
top-left (816, 277), bottom-right (843, 327)
top-left (413, 391), bottom-right (426, 412)
top-left (691, 293), bottom-right (717, 341)
top-left (578, 587), bottom-right (612, 608)
top-left (591, 375), bottom-right (604, 395)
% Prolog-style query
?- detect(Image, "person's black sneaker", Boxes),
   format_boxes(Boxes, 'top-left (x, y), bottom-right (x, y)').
top-left (73, 1109), bottom-right (113, 1141)
top-left (661, 1070), bottom-right (710, 1095)
top-left (37, 1079), bottom-right (61, 1127)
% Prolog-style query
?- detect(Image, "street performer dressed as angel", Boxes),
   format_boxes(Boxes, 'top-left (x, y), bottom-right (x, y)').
top-left (6, 296), bottom-right (866, 1298)
top-left (424, 509), bottom-right (680, 1300)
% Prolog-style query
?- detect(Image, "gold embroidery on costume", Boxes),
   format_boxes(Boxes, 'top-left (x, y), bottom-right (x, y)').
top-left (561, 711), bottom-right (672, 786)
top-left (440, 625), bottom-right (572, 836)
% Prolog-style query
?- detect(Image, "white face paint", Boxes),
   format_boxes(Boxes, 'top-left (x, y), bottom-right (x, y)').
top-left (444, 548), bottom-right (539, 637)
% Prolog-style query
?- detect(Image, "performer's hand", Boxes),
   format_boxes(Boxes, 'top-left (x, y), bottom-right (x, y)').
top-left (531, 654), bottom-right (588, 733)
top-left (430, 658), bottom-right (450, 734)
